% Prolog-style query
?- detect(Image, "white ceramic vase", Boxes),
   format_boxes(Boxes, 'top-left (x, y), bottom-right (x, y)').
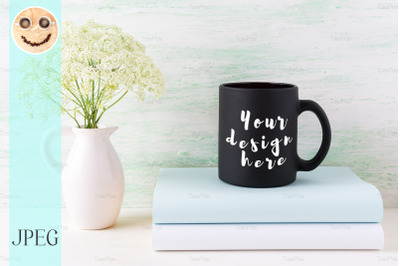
top-left (62, 126), bottom-right (124, 229)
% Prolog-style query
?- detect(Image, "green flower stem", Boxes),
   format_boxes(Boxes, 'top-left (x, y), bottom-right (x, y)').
top-left (91, 80), bottom-right (95, 111)
top-left (63, 86), bottom-right (84, 108)
top-left (74, 79), bottom-right (87, 111)
top-left (107, 90), bottom-right (128, 110)
top-left (59, 89), bottom-right (82, 108)
top-left (67, 79), bottom-right (130, 128)
top-left (48, 95), bottom-right (81, 128)
top-left (88, 80), bottom-right (98, 128)
top-left (95, 90), bottom-right (128, 124)
top-left (65, 110), bottom-right (81, 128)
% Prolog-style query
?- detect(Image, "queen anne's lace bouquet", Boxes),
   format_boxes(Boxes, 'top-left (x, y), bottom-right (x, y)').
top-left (62, 20), bottom-right (165, 128)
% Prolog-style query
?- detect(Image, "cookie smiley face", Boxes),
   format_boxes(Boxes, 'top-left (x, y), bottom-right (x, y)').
top-left (12, 7), bottom-right (59, 54)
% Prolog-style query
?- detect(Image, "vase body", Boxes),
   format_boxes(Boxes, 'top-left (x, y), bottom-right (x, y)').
top-left (62, 127), bottom-right (124, 229)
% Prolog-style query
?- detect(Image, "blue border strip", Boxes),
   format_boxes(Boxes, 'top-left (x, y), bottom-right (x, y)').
top-left (9, 1), bottom-right (61, 265)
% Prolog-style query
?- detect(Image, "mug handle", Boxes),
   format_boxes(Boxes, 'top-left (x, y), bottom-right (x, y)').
top-left (297, 100), bottom-right (331, 171)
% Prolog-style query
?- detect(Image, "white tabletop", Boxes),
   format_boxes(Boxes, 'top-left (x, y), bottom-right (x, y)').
top-left (0, 208), bottom-right (397, 266)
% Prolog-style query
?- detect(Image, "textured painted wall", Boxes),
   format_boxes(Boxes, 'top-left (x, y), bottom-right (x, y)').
top-left (0, 0), bottom-right (397, 208)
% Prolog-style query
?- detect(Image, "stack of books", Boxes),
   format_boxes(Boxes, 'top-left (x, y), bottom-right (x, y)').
top-left (152, 167), bottom-right (384, 250)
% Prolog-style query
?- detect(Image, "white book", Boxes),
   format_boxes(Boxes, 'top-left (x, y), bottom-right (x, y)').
top-left (152, 223), bottom-right (384, 250)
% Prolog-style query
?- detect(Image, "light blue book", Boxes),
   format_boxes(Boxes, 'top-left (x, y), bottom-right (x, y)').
top-left (153, 167), bottom-right (383, 224)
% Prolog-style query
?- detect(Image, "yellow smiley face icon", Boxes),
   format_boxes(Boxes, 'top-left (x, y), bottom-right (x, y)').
top-left (12, 7), bottom-right (59, 54)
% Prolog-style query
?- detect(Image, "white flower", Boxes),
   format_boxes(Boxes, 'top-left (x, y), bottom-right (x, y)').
top-left (61, 20), bottom-right (165, 128)
top-left (19, 20), bottom-right (165, 128)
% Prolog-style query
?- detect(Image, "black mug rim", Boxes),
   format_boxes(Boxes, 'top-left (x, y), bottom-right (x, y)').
top-left (220, 82), bottom-right (297, 90)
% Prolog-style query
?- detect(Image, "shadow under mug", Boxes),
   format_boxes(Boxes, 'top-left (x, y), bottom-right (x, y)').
top-left (218, 82), bottom-right (331, 188)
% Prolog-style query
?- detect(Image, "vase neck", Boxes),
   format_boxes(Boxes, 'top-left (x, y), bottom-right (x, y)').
top-left (71, 127), bottom-right (118, 140)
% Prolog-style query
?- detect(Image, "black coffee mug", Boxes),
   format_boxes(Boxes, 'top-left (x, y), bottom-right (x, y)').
top-left (218, 82), bottom-right (331, 188)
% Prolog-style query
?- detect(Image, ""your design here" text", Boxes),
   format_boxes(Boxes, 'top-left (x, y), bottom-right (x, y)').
top-left (225, 110), bottom-right (293, 170)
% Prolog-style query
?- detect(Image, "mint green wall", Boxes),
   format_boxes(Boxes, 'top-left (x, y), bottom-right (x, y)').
top-left (0, 0), bottom-right (9, 210)
top-left (0, 0), bottom-right (397, 208)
